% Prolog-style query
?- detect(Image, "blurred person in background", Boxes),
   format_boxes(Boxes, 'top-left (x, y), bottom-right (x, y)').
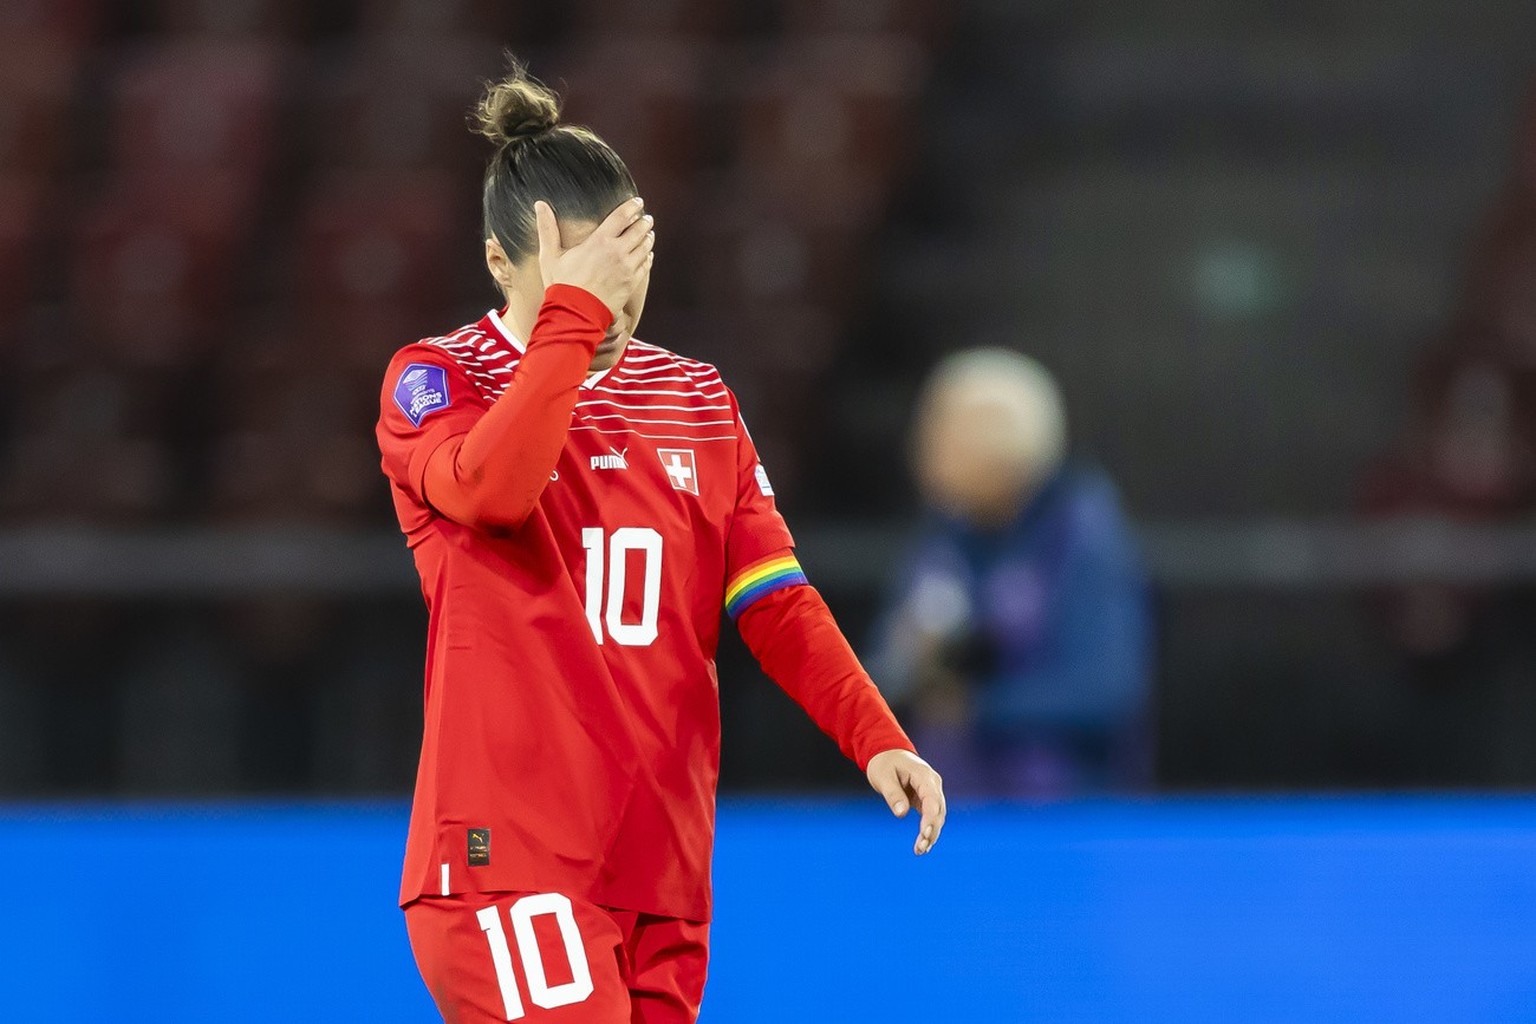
top-left (871, 349), bottom-right (1153, 797)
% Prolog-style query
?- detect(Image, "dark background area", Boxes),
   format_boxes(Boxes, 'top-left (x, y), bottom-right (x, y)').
top-left (5, 0), bottom-right (1536, 797)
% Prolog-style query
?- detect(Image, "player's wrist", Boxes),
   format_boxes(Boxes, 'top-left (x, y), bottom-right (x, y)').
top-left (542, 283), bottom-right (616, 331)
top-left (858, 743), bottom-right (920, 773)
top-left (527, 284), bottom-right (614, 358)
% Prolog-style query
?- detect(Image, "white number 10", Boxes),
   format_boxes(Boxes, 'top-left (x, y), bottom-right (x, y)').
top-left (476, 893), bottom-right (594, 1021)
top-left (581, 527), bottom-right (663, 646)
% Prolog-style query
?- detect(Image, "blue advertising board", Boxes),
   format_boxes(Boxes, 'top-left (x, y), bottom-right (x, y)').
top-left (1, 797), bottom-right (1533, 1022)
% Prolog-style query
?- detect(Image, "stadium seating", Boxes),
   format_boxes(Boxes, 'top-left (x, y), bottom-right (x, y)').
top-left (0, 39), bottom-right (84, 177)
top-left (289, 169), bottom-right (463, 361)
top-left (108, 38), bottom-right (286, 185)
top-left (0, 364), bottom-right (177, 524)
top-left (0, 0), bottom-right (103, 45)
top-left (2, 4), bottom-right (938, 513)
top-left (151, 0), bottom-right (307, 36)
top-left (70, 172), bottom-right (259, 367)
top-left (0, 0), bottom-right (942, 792)
top-left (0, 178), bottom-right (47, 334)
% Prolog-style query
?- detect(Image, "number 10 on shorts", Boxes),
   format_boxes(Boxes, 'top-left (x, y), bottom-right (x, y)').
top-left (476, 893), bottom-right (594, 1021)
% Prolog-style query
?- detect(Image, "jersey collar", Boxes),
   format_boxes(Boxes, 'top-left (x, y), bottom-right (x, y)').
top-left (487, 307), bottom-right (619, 390)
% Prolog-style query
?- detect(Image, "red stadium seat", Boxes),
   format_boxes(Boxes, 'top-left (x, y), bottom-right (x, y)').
top-left (0, 39), bottom-right (84, 175)
top-left (205, 311), bottom-right (383, 523)
top-left (209, 361), bottom-right (379, 521)
top-left (733, 35), bottom-right (929, 210)
top-left (0, 0), bottom-right (102, 45)
top-left (0, 430), bottom-right (177, 524)
top-left (108, 39), bottom-right (286, 184)
top-left (70, 172), bottom-right (259, 367)
top-left (294, 169), bottom-right (460, 312)
top-left (291, 169), bottom-right (466, 364)
top-left (217, 324), bottom-right (375, 438)
top-left (0, 364), bottom-right (179, 524)
top-left (207, 427), bottom-right (381, 522)
top-left (150, 0), bottom-right (307, 36)
top-left (0, 178), bottom-right (48, 333)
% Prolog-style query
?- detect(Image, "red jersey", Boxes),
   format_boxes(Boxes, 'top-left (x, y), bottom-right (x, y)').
top-left (377, 286), bottom-right (908, 922)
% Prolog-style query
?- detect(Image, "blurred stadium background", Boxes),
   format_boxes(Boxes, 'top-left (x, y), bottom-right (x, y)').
top-left (4, 0), bottom-right (1536, 1020)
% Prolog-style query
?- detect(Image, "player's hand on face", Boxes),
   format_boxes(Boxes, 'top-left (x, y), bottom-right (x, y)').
top-left (866, 749), bottom-right (946, 855)
top-left (534, 197), bottom-right (656, 317)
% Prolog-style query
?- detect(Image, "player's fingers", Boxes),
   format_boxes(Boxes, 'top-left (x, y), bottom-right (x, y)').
top-left (871, 769), bottom-right (910, 818)
top-left (626, 227), bottom-right (656, 263)
top-left (619, 212), bottom-right (655, 252)
top-left (534, 200), bottom-right (561, 260)
top-left (913, 778), bottom-right (947, 855)
top-left (597, 195), bottom-right (646, 239)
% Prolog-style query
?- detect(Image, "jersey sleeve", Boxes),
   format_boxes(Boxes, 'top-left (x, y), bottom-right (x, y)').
top-left (736, 581), bottom-right (916, 770)
top-left (722, 397), bottom-right (807, 620)
top-left (376, 346), bottom-right (492, 511)
top-left (376, 285), bottom-right (610, 529)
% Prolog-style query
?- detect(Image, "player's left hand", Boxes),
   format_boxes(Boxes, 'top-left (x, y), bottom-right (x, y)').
top-left (866, 749), bottom-right (946, 856)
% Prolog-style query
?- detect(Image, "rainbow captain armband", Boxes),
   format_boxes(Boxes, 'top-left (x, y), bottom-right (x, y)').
top-left (725, 553), bottom-right (809, 620)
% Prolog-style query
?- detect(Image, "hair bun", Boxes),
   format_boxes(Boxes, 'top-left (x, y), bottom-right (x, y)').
top-left (473, 60), bottom-right (560, 146)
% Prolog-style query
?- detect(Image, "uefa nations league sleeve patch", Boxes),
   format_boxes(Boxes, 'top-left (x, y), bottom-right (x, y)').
top-left (394, 363), bottom-right (452, 427)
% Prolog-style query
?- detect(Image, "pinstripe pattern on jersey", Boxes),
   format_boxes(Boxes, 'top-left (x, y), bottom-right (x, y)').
top-left (415, 316), bottom-right (739, 444)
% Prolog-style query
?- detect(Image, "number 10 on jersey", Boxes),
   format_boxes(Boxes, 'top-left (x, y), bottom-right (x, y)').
top-left (581, 527), bottom-right (663, 646)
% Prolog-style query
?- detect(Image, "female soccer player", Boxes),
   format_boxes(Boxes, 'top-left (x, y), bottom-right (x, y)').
top-left (376, 64), bottom-right (945, 1023)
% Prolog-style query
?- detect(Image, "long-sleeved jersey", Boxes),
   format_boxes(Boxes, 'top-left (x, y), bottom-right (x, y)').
top-left (377, 285), bottom-right (910, 921)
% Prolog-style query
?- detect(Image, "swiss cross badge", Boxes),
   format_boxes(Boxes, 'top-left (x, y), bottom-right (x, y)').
top-left (656, 448), bottom-right (699, 496)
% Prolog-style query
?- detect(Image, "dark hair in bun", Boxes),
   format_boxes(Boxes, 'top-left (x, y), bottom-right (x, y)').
top-left (474, 58), bottom-right (636, 262)
top-left (472, 61), bottom-right (560, 145)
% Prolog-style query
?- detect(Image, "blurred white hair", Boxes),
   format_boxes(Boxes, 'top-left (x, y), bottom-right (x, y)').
top-left (916, 347), bottom-right (1068, 486)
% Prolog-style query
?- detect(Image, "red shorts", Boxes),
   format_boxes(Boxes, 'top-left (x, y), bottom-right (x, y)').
top-left (405, 890), bottom-right (709, 1023)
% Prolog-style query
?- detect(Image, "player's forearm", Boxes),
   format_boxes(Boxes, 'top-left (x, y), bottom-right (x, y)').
top-left (425, 285), bottom-right (611, 529)
top-left (736, 584), bottom-right (915, 770)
